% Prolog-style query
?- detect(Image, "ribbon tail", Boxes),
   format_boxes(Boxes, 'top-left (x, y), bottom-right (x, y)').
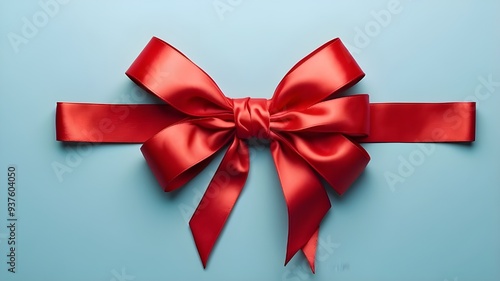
top-left (358, 102), bottom-right (476, 143)
top-left (56, 103), bottom-right (186, 143)
top-left (270, 140), bottom-right (331, 266)
top-left (189, 138), bottom-right (249, 267)
top-left (302, 228), bottom-right (319, 273)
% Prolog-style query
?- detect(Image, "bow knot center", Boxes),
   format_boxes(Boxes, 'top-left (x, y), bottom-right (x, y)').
top-left (233, 98), bottom-right (270, 139)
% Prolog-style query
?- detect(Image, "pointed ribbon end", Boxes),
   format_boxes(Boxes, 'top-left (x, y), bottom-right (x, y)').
top-left (189, 219), bottom-right (212, 269)
top-left (284, 249), bottom-right (295, 266)
top-left (302, 229), bottom-right (319, 273)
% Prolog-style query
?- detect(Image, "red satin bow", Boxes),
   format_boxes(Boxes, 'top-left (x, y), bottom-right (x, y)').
top-left (56, 37), bottom-right (475, 272)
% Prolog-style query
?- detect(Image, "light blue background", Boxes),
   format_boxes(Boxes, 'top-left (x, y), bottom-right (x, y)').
top-left (1, 0), bottom-right (499, 280)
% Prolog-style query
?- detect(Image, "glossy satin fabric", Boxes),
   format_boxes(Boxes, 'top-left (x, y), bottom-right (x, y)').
top-left (56, 37), bottom-right (476, 272)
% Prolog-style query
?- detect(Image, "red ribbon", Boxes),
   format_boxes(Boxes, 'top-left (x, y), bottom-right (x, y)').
top-left (56, 37), bottom-right (475, 272)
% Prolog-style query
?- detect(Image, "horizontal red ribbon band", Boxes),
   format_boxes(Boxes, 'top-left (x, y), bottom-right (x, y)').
top-left (57, 101), bottom-right (475, 143)
top-left (56, 37), bottom-right (476, 273)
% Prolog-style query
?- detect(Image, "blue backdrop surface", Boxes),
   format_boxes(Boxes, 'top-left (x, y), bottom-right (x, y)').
top-left (0, 1), bottom-right (499, 280)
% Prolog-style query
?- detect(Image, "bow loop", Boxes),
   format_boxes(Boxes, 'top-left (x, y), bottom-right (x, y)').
top-left (269, 38), bottom-right (365, 114)
top-left (126, 37), bottom-right (232, 117)
top-left (275, 132), bottom-right (370, 195)
top-left (141, 118), bottom-right (235, 192)
top-left (271, 94), bottom-right (370, 136)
